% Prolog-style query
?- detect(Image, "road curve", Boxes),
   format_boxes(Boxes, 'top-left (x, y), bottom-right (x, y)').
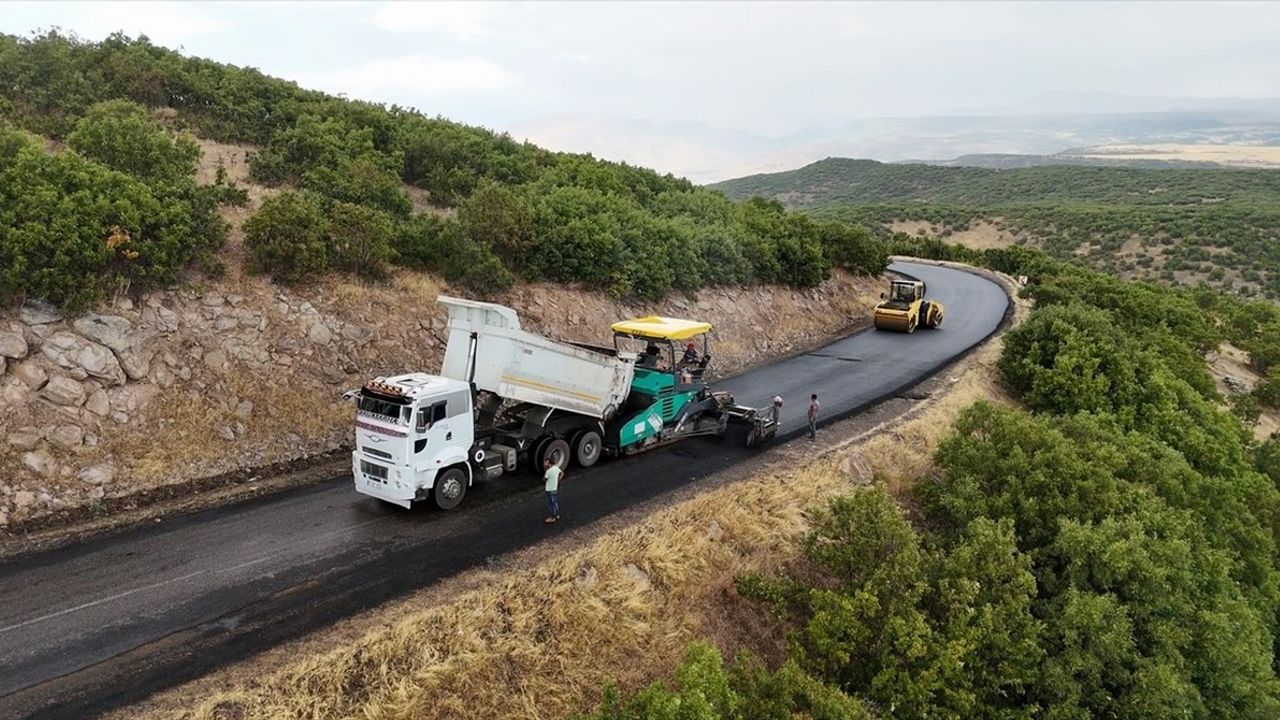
top-left (0, 261), bottom-right (1008, 720)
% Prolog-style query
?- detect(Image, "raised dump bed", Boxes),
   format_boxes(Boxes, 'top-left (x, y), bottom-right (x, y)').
top-left (438, 295), bottom-right (635, 420)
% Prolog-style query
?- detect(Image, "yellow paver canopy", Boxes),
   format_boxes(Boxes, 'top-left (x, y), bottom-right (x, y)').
top-left (611, 316), bottom-right (713, 341)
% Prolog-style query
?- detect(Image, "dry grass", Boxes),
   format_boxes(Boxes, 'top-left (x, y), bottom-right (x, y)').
top-left (176, 460), bottom-right (839, 720)
top-left (1204, 342), bottom-right (1280, 441)
top-left (946, 220), bottom-right (1017, 251)
top-left (104, 390), bottom-right (241, 482)
top-left (105, 376), bottom-right (349, 483)
top-left (888, 220), bottom-right (1021, 252)
top-left (1075, 143), bottom-right (1280, 169)
top-left (889, 220), bottom-right (934, 236)
top-left (142, 268), bottom-right (1026, 720)
top-left (392, 272), bottom-right (446, 307)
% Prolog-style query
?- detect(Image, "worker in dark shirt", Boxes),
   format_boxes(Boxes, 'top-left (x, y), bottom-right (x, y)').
top-left (682, 342), bottom-right (699, 365)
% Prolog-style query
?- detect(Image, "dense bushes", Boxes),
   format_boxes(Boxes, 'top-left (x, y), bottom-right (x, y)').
top-left (0, 119), bottom-right (224, 308)
top-left (2, 31), bottom-right (890, 302)
top-left (243, 191), bottom-right (331, 282)
top-left (923, 403), bottom-right (1280, 717)
top-left (66, 99), bottom-right (200, 183)
top-left (715, 157), bottom-right (1280, 209)
top-left (776, 168), bottom-right (1280, 299)
top-left (244, 191), bottom-right (397, 282)
top-left (720, 157), bottom-right (1280, 299)
top-left (393, 213), bottom-right (513, 293)
top-left (328, 202), bottom-right (395, 277)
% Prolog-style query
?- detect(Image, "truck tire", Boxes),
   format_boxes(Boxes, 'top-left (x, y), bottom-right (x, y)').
top-left (572, 430), bottom-right (603, 468)
top-left (538, 438), bottom-right (571, 471)
top-left (529, 438), bottom-right (550, 473)
top-left (432, 467), bottom-right (467, 511)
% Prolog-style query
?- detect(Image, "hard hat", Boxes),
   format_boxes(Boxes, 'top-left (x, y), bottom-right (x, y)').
top-left (686, 342), bottom-right (696, 349)
top-left (773, 395), bottom-right (783, 406)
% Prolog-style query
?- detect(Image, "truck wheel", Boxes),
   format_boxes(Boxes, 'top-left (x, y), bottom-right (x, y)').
top-left (433, 467), bottom-right (467, 511)
top-left (529, 438), bottom-right (551, 473)
top-left (573, 430), bottom-right (602, 467)
top-left (538, 438), bottom-right (571, 471)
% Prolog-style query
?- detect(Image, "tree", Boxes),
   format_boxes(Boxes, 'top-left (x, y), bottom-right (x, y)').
top-left (458, 181), bottom-right (534, 262)
top-left (66, 99), bottom-right (199, 184)
top-left (393, 214), bottom-right (512, 293)
top-left (327, 202), bottom-right (394, 278)
top-left (243, 190), bottom-right (330, 282)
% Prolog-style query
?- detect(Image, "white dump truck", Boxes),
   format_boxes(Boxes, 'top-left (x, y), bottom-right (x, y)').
top-left (350, 295), bottom-right (777, 510)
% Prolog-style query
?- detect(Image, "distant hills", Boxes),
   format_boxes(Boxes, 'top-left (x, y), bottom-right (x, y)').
top-left (520, 105), bottom-right (1280, 184)
top-left (709, 157), bottom-right (1280, 300)
top-left (708, 157), bottom-right (1280, 207)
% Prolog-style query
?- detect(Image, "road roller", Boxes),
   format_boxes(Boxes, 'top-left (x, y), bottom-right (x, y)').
top-left (873, 279), bottom-right (945, 333)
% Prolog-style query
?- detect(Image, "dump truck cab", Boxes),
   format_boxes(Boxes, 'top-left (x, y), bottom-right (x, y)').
top-left (351, 374), bottom-right (476, 510)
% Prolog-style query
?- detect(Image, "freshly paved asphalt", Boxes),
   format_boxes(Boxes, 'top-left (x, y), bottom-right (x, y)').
top-left (0, 261), bottom-right (1008, 719)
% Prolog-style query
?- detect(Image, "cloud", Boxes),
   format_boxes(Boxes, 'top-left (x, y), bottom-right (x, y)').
top-left (297, 54), bottom-right (512, 101)
top-left (35, 1), bottom-right (230, 45)
top-left (371, 2), bottom-right (497, 42)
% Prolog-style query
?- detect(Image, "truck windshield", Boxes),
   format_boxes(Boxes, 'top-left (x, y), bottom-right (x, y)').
top-left (358, 394), bottom-right (409, 424)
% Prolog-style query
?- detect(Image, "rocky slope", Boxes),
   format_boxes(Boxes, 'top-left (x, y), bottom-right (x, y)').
top-left (0, 268), bottom-right (881, 530)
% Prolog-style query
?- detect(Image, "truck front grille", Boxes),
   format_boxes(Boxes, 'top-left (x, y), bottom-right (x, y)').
top-left (362, 446), bottom-right (393, 461)
top-left (360, 460), bottom-right (389, 482)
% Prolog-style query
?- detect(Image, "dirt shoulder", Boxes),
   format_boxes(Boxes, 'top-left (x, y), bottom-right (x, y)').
top-left (119, 265), bottom-right (1028, 720)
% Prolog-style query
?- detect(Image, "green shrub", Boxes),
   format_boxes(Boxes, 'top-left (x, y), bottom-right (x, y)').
top-left (1255, 367), bottom-right (1280, 408)
top-left (1231, 392), bottom-right (1262, 424)
top-left (243, 190), bottom-right (330, 282)
top-left (327, 202), bottom-right (394, 279)
top-left (66, 98), bottom-right (199, 184)
top-left (577, 644), bottom-right (872, 720)
top-left (394, 214), bottom-right (512, 294)
top-left (458, 180), bottom-right (534, 263)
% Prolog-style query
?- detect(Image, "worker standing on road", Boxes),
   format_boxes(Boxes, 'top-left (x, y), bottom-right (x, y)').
top-left (807, 394), bottom-right (820, 440)
top-left (543, 458), bottom-right (563, 524)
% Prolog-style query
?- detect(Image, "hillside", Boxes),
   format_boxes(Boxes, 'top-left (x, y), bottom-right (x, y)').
top-left (712, 157), bottom-right (1280, 297)
top-left (0, 31), bottom-right (886, 311)
top-left (0, 32), bottom-right (893, 530)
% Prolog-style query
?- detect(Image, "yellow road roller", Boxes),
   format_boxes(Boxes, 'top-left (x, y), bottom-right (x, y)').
top-left (873, 279), bottom-right (945, 333)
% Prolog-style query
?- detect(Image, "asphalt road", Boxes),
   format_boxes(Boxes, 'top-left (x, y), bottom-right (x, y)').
top-left (0, 261), bottom-right (1008, 720)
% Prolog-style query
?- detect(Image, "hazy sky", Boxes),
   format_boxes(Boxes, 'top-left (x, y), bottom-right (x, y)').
top-left (5, 1), bottom-right (1280, 179)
